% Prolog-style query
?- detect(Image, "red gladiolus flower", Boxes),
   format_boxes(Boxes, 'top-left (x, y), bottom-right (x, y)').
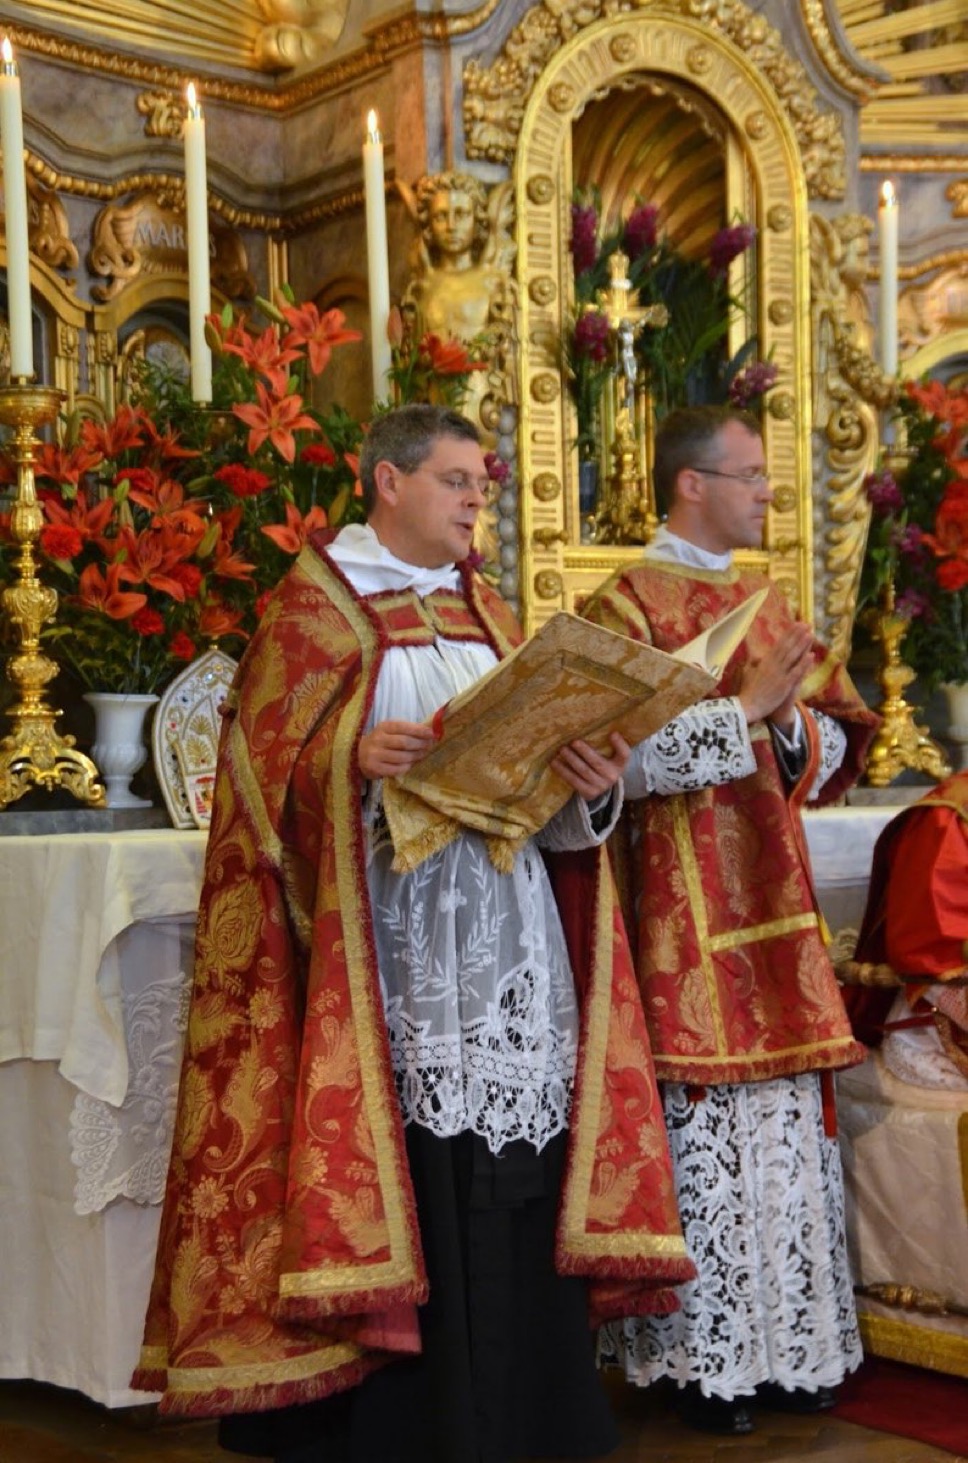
top-left (76, 562), bottom-right (147, 620)
top-left (169, 631), bottom-right (197, 661)
top-left (213, 463), bottom-right (273, 498)
top-left (40, 523), bottom-right (83, 561)
top-left (131, 607), bottom-right (165, 636)
top-left (280, 302), bottom-right (362, 376)
top-left (233, 381), bottom-right (321, 463)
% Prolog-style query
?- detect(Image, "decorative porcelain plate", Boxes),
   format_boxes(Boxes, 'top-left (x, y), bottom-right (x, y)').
top-left (152, 648), bottom-right (237, 829)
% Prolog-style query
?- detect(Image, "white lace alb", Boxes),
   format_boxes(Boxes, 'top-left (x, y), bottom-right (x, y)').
top-left (600, 1075), bottom-right (862, 1397)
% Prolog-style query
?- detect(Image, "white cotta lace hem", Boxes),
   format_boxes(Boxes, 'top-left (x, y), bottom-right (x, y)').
top-left (599, 1073), bottom-right (862, 1398)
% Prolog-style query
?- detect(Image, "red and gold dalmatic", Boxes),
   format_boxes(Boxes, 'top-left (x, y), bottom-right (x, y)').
top-left (583, 560), bottom-right (879, 1086)
top-left (133, 537), bottom-right (693, 1418)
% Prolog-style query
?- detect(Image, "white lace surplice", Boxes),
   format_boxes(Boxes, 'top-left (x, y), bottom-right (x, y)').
top-left (602, 528), bottom-right (861, 1397)
top-left (331, 529), bottom-right (612, 1156)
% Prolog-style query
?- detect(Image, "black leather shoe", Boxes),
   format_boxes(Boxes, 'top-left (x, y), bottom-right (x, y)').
top-left (676, 1383), bottom-right (756, 1435)
top-left (757, 1381), bottom-right (838, 1413)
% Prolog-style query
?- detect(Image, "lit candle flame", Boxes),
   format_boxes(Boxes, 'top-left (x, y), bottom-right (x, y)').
top-left (880, 180), bottom-right (896, 209)
top-left (1, 38), bottom-right (13, 67)
top-left (366, 108), bottom-right (380, 144)
top-left (186, 81), bottom-right (199, 117)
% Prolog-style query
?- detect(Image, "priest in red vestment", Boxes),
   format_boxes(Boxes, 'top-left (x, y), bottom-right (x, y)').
top-left (582, 404), bottom-right (879, 1436)
top-left (133, 404), bottom-right (694, 1463)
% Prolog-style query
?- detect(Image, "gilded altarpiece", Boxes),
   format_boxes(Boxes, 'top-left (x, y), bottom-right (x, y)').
top-left (467, 0), bottom-right (888, 653)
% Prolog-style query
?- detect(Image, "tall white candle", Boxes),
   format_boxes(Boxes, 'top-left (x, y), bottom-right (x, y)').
top-left (184, 83), bottom-right (212, 403)
top-left (0, 38), bottom-right (33, 379)
top-left (363, 109), bottom-right (392, 404)
top-left (878, 179), bottom-right (898, 378)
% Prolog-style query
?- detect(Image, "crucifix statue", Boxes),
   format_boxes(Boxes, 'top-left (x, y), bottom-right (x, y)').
top-left (592, 249), bottom-right (668, 544)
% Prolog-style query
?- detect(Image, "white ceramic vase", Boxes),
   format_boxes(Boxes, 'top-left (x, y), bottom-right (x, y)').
top-left (940, 681), bottom-right (968, 771)
top-left (84, 692), bottom-right (159, 808)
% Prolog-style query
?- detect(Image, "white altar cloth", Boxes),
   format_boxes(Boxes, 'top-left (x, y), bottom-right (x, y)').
top-left (0, 828), bottom-right (206, 1407)
top-left (0, 829), bottom-right (206, 1105)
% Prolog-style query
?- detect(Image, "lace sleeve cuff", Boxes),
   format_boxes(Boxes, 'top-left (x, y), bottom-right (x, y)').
top-left (625, 698), bottom-right (757, 798)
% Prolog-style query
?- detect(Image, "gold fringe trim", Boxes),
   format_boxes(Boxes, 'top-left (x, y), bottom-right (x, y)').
top-left (856, 1310), bottom-right (968, 1379)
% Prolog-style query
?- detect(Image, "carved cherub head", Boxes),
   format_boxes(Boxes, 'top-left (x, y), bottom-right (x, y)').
top-left (414, 171), bottom-right (490, 266)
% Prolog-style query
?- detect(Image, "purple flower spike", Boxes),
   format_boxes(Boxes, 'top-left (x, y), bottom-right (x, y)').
top-left (709, 223), bottom-right (756, 277)
top-left (863, 470), bottom-right (904, 517)
top-left (573, 311), bottom-right (611, 363)
top-left (570, 204), bottom-right (599, 276)
top-left (623, 204), bottom-right (659, 262)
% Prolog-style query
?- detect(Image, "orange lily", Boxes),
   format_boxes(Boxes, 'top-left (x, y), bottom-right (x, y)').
top-left (76, 561), bottom-right (147, 619)
top-left (419, 333), bottom-right (488, 375)
top-left (222, 322), bottom-right (301, 382)
top-left (233, 381), bottom-right (320, 463)
top-left (261, 502), bottom-right (329, 555)
top-left (34, 442), bottom-right (103, 490)
top-left (80, 403), bottom-right (149, 460)
top-left (281, 302), bottom-right (362, 376)
top-left (43, 488), bottom-right (116, 543)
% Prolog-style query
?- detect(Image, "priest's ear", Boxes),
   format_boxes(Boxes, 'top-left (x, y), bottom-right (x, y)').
top-left (675, 466), bottom-right (706, 507)
top-left (371, 459), bottom-right (400, 509)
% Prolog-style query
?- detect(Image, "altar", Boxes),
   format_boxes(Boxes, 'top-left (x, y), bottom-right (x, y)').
top-left (0, 803), bottom-right (964, 1406)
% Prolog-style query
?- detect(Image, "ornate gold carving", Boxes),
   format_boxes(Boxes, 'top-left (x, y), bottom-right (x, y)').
top-left (0, 384), bottom-right (104, 808)
top-left (530, 373), bottom-right (560, 403)
top-left (136, 90), bottom-right (186, 140)
top-left (745, 112), bottom-right (769, 141)
top-left (767, 391), bottom-right (795, 420)
top-left (88, 191), bottom-right (256, 302)
top-left (609, 35), bottom-right (637, 64)
top-left (767, 205), bottom-right (792, 232)
top-left (532, 472), bottom-right (562, 502)
top-left (464, 0), bottom-right (847, 199)
top-left (527, 175), bottom-right (555, 205)
top-left (534, 570), bottom-right (563, 599)
top-left (529, 276), bottom-right (557, 306)
top-left (532, 526), bottom-right (568, 548)
top-left (769, 300), bottom-right (794, 325)
top-left (898, 261), bottom-right (968, 356)
top-left (686, 45), bottom-right (713, 76)
top-left (809, 210), bottom-right (887, 660)
top-left (770, 485), bottom-right (796, 515)
top-left (863, 580), bottom-right (951, 788)
top-left (861, 156), bottom-right (968, 173)
top-left (800, 0), bottom-right (879, 101)
top-left (548, 82), bottom-right (576, 113)
top-left (253, 1), bottom-right (351, 72)
top-left (28, 176), bottom-right (78, 271)
top-left (948, 180), bottom-right (968, 216)
top-left (399, 172), bottom-right (516, 441)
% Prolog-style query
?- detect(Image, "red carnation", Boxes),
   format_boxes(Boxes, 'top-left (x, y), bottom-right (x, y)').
top-left (167, 562), bottom-right (204, 598)
top-left (213, 463), bottom-right (273, 499)
top-left (169, 631), bottom-right (197, 661)
top-left (130, 607), bottom-right (165, 636)
top-left (300, 442), bottom-right (336, 468)
top-left (40, 523), bottom-right (83, 561)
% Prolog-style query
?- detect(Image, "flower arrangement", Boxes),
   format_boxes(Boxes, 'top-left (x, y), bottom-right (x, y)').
top-left (565, 190), bottom-right (776, 457)
top-left (385, 304), bottom-right (489, 410)
top-left (0, 290), bottom-right (364, 696)
top-left (860, 379), bottom-right (968, 691)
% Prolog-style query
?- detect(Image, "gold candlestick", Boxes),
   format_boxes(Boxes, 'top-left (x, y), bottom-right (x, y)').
top-left (0, 380), bottom-right (104, 808)
top-left (863, 576), bottom-right (950, 788)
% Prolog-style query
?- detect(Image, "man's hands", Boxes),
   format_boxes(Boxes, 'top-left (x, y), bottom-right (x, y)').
top-left (359, 721), bottom-right (630, 803)
top-left (550, 733), bottom-right (630, 800)
top-left (358, 720), bottom-right (437, 778)
top-left (737, 624), bottom-right (814, 736)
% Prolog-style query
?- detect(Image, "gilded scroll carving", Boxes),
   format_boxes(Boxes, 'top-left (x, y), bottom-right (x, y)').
top-left (28, 177), bottom-right (78, 271)
top-left (88, 192), bottom-right (256, 303)
top-left (898, 263), bottom-right (968, 356)
top-left (136, 91), bottom-right (187, 140)
top-left (809, 211), bottom-right (893, 660)
top-left (464, 0), bottom-right (846, 199)
top-left (253, 0), bottom-right (351, 70)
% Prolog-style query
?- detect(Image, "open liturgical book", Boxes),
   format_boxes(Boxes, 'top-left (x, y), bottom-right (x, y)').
top-left (382, 587), bottom-right (768, 873)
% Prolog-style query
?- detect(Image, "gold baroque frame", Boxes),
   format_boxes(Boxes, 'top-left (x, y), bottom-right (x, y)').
top-left (515, 11), bottom-right (813, 633)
